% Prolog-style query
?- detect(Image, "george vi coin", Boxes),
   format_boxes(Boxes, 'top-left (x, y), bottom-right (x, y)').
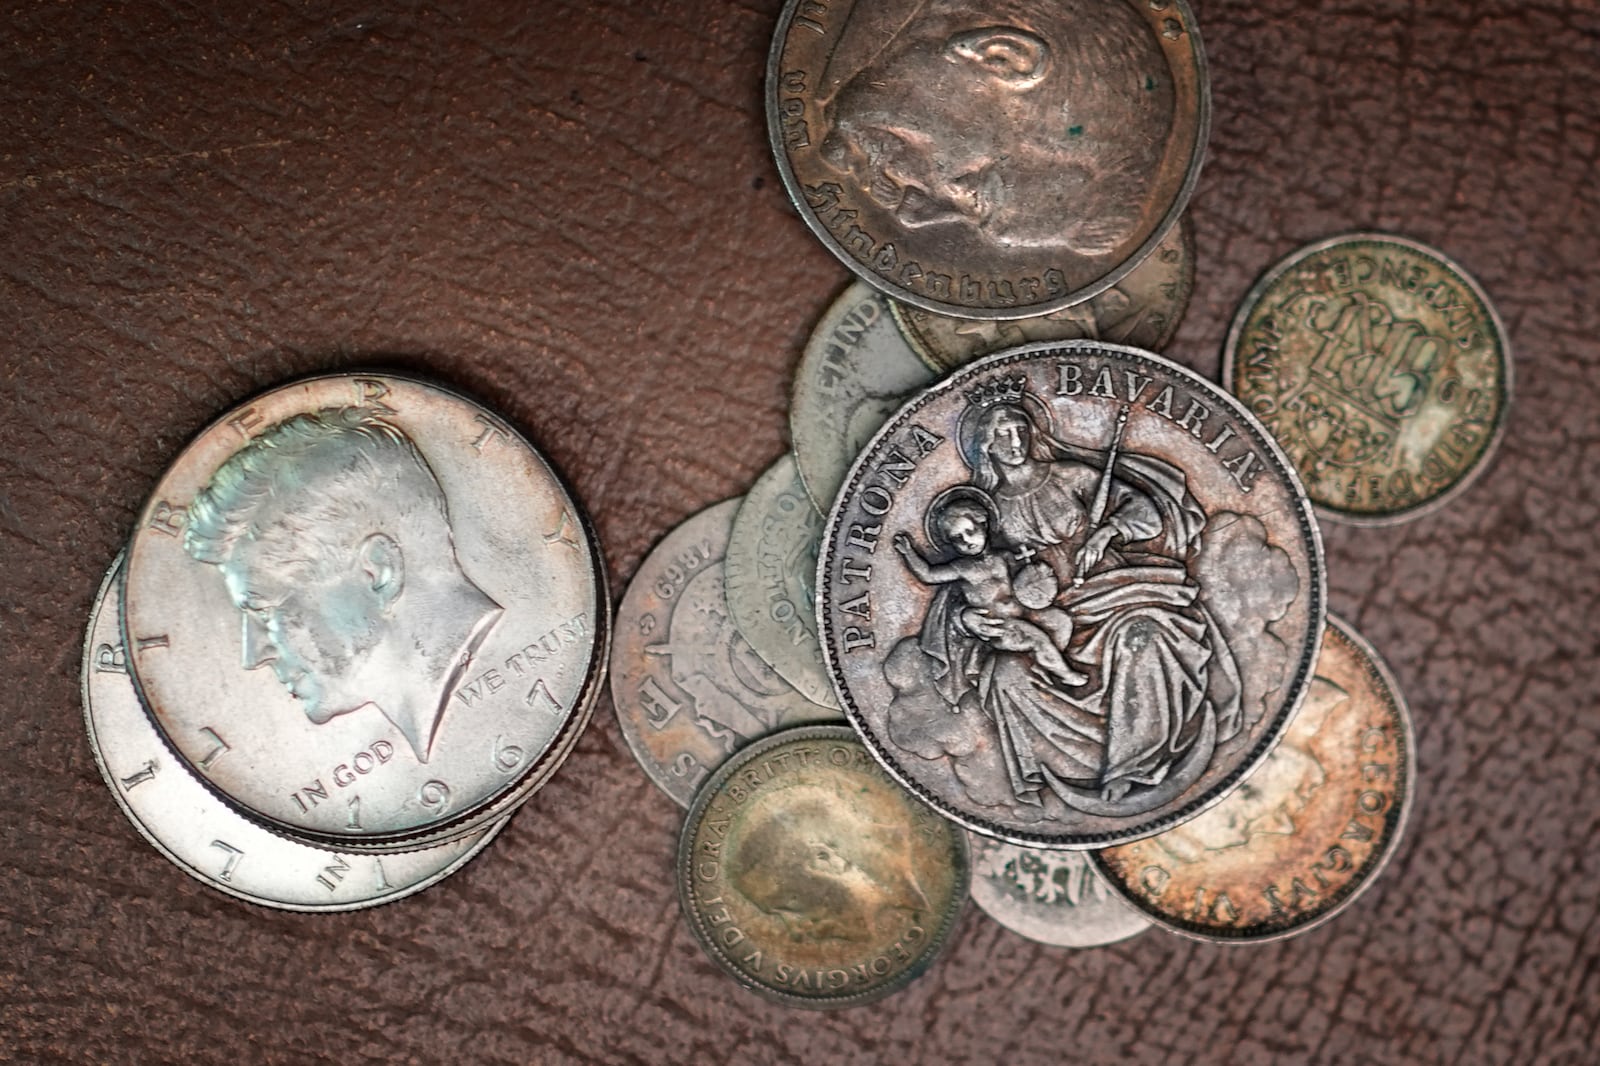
top-left (1222, 233), bottom-right (1512, 524)
top-left (121, 374), bottom-right (608, 851)
top-left (818, 342), bottom-right (1326, 849)
top-left (767, 0), bottom-right (1209, 319)
top-left (967, 836), bottom-right (1149, 948)
top-left (84, 555), bottom-right (506, 910)
top-left (677, 725), bottom-right (969, 1009)
top-left (1093, 614), bottom-right (1416, 942)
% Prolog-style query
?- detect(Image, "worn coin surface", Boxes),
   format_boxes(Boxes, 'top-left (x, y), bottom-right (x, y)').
top-left (1092, 614), bottom-right (1415, 941)
top-left (611, 499), bottom-right (838, 807)
top-left (819, 342), bottom-right (1325, 849)
top-left (1222, 233), bottom-right (1511, 523)
top-left (968, 835), bottom-right (1149, 947)
top-left (677, 725), bottom-right (969, 1009)
top-left (84, 556), bottom-right (505, 910)
top-left (121, 374), bottom-right (608, 849)
top-left (767, 0), bottom-right (1209, 318)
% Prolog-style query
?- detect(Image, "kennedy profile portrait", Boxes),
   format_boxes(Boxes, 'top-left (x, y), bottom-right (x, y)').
top-left (183, 407), bottom-right (501, 764)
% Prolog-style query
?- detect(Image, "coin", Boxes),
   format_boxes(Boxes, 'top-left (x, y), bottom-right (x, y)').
top-left (610, 499), bottom-right (838, 806)
top-left (968, 836), bottom-right (1149, 948)
top-left (1222, 233), bottom-right (1511, 523)
top-left (84, 555), bottom-right (505, 910)
top-left (677, 725), bottom-right (969, 1009)
top-left (121, 374), bottom-right (608, 850)
top-left (724, 455), bottom-right (839, 708)
top-left (767, 0), bottom-right (1209, 318)
top-left (1092, 614), bottom-right (1415, 941)
top-left (819, 341), bottom-right (1326, 849)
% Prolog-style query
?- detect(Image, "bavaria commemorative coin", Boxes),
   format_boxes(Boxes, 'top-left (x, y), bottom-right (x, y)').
top-left (1093, 614), bottom-right (1415, 941)
top-left (767, 0), bottom-right (1209, 318)
top-left (968, 837), bottom-right (1149, 948)
top-left (121, 374), bottom-right (608, 850)
top-left (1223, 233), bottom-right (1511, 523)
top-left (819, 342), bottom-right (1326, 849)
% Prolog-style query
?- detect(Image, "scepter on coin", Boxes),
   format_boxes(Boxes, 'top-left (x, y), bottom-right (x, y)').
top-left (1074, 404), bottom-right (1131, 587)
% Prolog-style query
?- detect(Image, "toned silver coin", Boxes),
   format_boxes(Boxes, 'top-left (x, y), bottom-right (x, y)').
top-left (767, 0), bottom-right (1209, 318)
top-left (968, 835), bottom-right (1149, 948)
top-left (1222, 233), bottom-right (1512, 524)
top-left (84, 555), bottom-right (505, 910)
top-left (819, 342), bottom-right (1326, 849)
top-left (1093, 614), bottom-right (1415, 941)
top-left (610, 499), bottom-right (838, 806)
top-left (121, 374), bottom-right (608, 850)
top-left (677, 725), bottom-right (969, 1009)
top-left (724, 455), bottom-right (839, 708)
top-left (893, 217), bottom-right (1196, 372)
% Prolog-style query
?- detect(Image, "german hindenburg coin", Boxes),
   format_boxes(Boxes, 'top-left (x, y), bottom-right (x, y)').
top-left (1222, 233), bottom-right (1511, 523)
top-left (1093, 614), bottom-right (1414, 941)
top-left (724, 455), bottom-right (840, 708)
top-left (819, 342), bottom-right (1326, 849)
top-left (84, 555), bottom-right (505, 910)
top-left (610, 499), bottom-right (838, 807)
top-left (121, 374), bottom-right (608, 850)
top-left (767, 0), bottom-right (1209, 319)
top-left (677, 725), bottom-right (969, 1009)
top-left (968, 836), bottom-right (1149, 947)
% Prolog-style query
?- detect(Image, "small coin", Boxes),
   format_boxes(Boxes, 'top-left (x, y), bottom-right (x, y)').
top-left (767, 0), bottom-right (1209, 318)
top-left (610, 500), bottom-right (839, 806)
top-left (724, 455), bottom-right (839, 708)
top-left (83, 555), bottom-right (504, 910)
top-left (1222, 232), bottom-right (1511, 523)
top-left (968, 836), bottom-right (1149, 947)
top-left (1092, 614), bottom-right (1415, 941)
top-left (677, 725), bottom-right (969, 1009)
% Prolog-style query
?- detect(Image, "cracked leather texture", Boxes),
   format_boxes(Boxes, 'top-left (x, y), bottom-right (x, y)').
top-left (1, 1), bottom-right (1596, 1063)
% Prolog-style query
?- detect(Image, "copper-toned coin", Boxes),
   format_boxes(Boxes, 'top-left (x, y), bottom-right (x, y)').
top-left (968, 836), bottom-right (1149, 948)
top-left (678, 725), bottom-right (969, 1009)
top-left (1092, 615), bottom-right (1415, 941)
top-left (767, 0), bottom-right (1209, 319)
top-left (1222, 233), bottom-right (1511, 524)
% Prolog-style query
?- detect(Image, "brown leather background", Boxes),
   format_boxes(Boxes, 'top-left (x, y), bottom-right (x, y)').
top-left (2, 1), bottom-right (1596, 1062)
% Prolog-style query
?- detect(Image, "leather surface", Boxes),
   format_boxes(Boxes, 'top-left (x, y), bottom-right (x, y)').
top-left (1, 1), bottom-right (1596, 1062)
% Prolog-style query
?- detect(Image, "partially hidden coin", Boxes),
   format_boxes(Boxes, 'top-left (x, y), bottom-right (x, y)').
top-left (819, 341), bottom-right (1326, 849)
top-left (121, 374), bottom-right (608, 850)
top-left (677, 724), bottom-right (969, 1009)
top-left (610, 499), bottom-right (838, 807)
top-left (1222, 232), bottom-right (1511, 524)
top-left (1092, 614), bottom-right (1415, 941)
top-left (724, 455), bottom-right (839, 709)
top-left (968, 836), bottom-right (1149, 948)
top-left (767, 0), bottom-right (1209, 319)
top-left (84, 554), bottom-right (505, 910)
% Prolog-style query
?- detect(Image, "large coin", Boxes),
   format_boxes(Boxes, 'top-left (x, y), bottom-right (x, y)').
top-left (677, 725), bottom-right (969, 1009)
top-left (610, 499), bottom-right (838, 806)
top-left (121, 374), bottom-right (608, 850)
top-left (84, 555), bottom-right (505, 910)
top-left (1222, 233), bottom-right (1511, 523)
top-left (968, 837), bottom-right (1149, 948)
top-left (767, 0), bottom-right (1209, 319)
top-left (819, 342), bottom-right (1326, 849)
top-left (1092, 614), bottom-right (1415, 941)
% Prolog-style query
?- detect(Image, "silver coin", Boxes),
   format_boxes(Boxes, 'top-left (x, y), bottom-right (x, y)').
top-left (84, 554), bottom-right (505, 910)
top-left (610, 499), bottom-right (839, 807)
top-left (968, 835), bottom-right (1149, 948)
top-left (121, 374), bottom-right (608, 850)
top-left (724, 455), bottom-right (840, 709)
top-left (819, 342), bottom-right (1326, 849)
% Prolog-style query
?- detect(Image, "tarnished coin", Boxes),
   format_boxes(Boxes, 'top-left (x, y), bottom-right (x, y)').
top-left (968, 836), bottom-right (1149, 948)
top-left (724, 455), bottom-right (839, 708)
top-left (819, 342), bottom-right (1326, 849)
top-left (121, 374), bottom-right (608, 850)
top-left (894, 217), bottom-right (1196, 372)
top-left (767, 0), bottom-right (1209, 318)
top-left (1222, 233), bottom-right (1511, 523)
top-left (1092, 614), bottom-right (1415, 941)
top-left (84, 555), bottom-right (505, 910)
top-left (677, 725), bottom-right (969, 1009)
top-left (610, 500), bottom-right (838, 806)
